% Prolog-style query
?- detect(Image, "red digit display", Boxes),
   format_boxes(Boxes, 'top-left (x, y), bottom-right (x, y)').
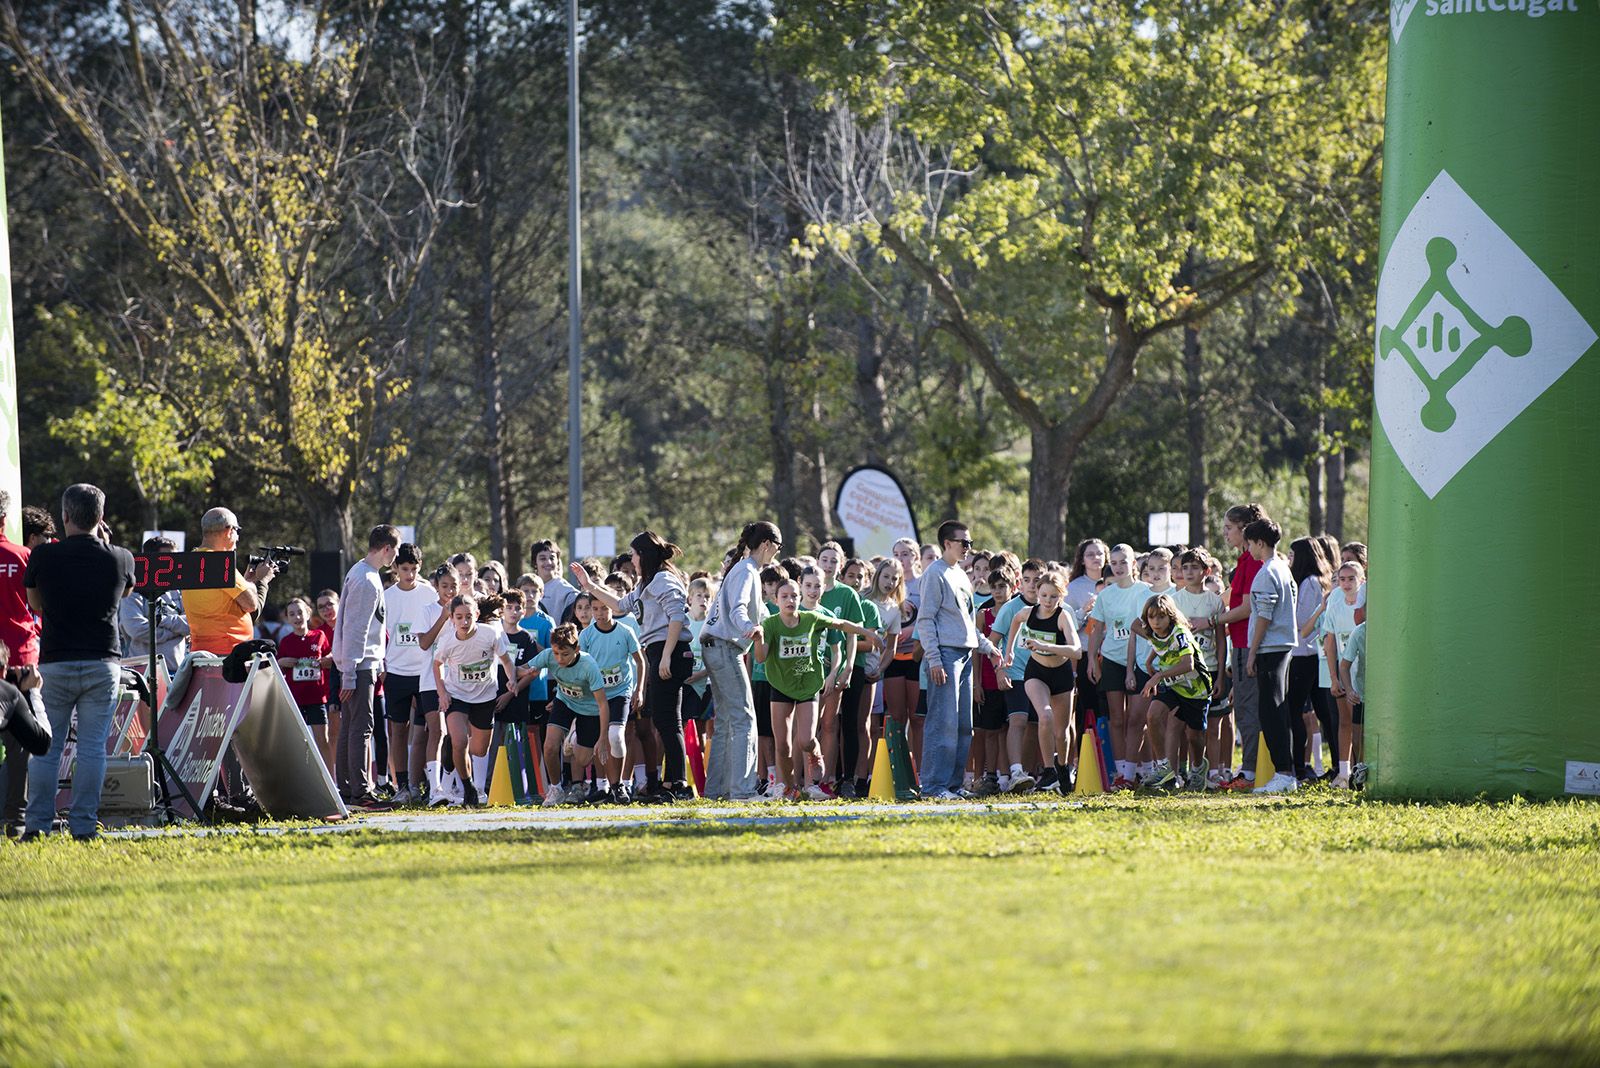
top-left (133, 552), bottom-right (241, 595)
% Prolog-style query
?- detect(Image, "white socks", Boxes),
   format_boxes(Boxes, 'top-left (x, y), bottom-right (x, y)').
top-left (1339, 760), bottom-right (1351, 776)
top-left (426, 761), bottom-right (441, 794)
top-left (1117, 760), bottom-right (1133, 779)
top-left (1312, 733), bottom-right (1325, 774)
top-left (470, 754), bottom-right (488, 796)
top-left (1011, 763), bottom-right (1026, 777)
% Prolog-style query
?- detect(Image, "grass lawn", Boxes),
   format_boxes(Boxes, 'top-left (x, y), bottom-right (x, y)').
top-left (1, 794), bottom-right (1597, 1066)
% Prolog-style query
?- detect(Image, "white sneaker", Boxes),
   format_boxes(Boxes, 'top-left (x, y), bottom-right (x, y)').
top-left (801, 784), bottom-right (829, 801)
top-left (428, 786), bottom-right (451, 807)
top-left (1252, 772), bottom-right (1299, 795)
top-left (390, 785), bottom-right (413, 806)
top-left (1330, 773), bottom-right (1351, 790)
top-left (996, 774), bottom-right (1012, 792)
top-left (542, 784), bottom-right (565, 808)
top-left (563, 782), bottom-right (589, 804)
top-left (923, 789), bottom-right (961, 801)
top-left (1007, 772), bottom-right (1036, 793)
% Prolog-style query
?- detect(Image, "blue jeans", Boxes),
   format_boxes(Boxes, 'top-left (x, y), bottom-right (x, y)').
top-left (26, 660), bottom-right (120, 836)
top-left (701, 639), bottom-right (758, 799)
top-left (920, 646), bottom-right (974, 794)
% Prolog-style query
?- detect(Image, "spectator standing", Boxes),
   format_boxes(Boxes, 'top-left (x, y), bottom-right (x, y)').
top-left (183, 507), bottom-right (279, 656)
top-left (0, 491), bottom-right (42, 837)
top-left (332, 525), bottom-right (401, 807)
top-left (120, 535), bottom-right (190, 669)
top-left (22, 484), bottom-right (135, 840)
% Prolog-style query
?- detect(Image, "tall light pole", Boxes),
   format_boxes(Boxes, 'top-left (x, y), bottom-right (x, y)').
top-left (565, 0), bottom-right (583, 554)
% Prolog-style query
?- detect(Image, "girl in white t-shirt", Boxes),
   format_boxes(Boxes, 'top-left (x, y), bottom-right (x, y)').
top-left (1322, 562), bottom-right (1366, 788)
top-left (432, 593), bottom-right (517, 807)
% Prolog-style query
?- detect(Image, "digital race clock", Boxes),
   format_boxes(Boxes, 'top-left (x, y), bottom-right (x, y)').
top-left (133, 551), bottom-right (238, 595)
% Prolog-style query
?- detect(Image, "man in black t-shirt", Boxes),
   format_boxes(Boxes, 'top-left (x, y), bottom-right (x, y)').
top-left (22, 484), bottom-right (135, 841)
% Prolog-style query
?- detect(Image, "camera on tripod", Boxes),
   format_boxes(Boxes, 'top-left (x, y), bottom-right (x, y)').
top-left (246, 545), bottom-right (306, 571)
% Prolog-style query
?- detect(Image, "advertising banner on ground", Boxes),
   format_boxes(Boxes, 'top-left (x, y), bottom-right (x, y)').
top-left (1370, 3), bottom-right (1599, 797)
top-left (834, 466), bottom-right (919, 561)
top-left (154, 654), bottom-right (345, 820)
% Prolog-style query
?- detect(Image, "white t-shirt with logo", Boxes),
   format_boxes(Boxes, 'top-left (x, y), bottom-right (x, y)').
top-left (432, 623), bottom-right (511, 704)
top-left (384, 584), bottom-right (441, 681)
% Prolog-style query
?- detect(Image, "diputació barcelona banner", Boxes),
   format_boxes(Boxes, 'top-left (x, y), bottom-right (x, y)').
top-left (1370, 1), bottom-right (1599, 797)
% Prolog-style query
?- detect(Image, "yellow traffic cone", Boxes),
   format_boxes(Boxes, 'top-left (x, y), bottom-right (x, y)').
top-left (867, 739), bottom-right (896, 801)
top-left (488, 742), bottom-right (517, 806)
top-left (1253, 737), bottom-right (1276, 787)
top-left (1072, 733), bottom-right (1105, 795)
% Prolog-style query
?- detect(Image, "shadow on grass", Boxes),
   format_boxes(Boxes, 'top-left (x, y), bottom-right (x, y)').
top-left (663, 1052), bottom-right (1590, 1068)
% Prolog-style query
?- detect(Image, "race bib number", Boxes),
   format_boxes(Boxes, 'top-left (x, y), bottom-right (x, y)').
top-left (1112, 620), bottom-right (1131, 642)
top-left (1020, 625), bottom-right (1052, 650)
top-left (458, 658), bottom-right (492, 685)
top-left (778, 635), bottom-right (812, 660)
top-left (600, 667), bottom-right (624, 689)
top-left (558, 680), bottom-right (586, 702)
top-left (292, 665), bottom-right (322, 683)
top-left (395, 623), bottom-right (419, 647)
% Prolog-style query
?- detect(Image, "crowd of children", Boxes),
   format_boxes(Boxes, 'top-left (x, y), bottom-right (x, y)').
top-left (269, 505), bottom-right (1368, 808)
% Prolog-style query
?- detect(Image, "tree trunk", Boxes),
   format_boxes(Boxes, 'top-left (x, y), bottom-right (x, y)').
top-left (855, 313), bottom-right (889, 465)
top-left (1026, 424), bottom-right (1072, 560)
top-left (1306, 450), bottom-right (1325, 536)
top-left (765, 312), bottom-right (799, 544)
top-left (471, 32), bottom-right (511, 564)
top-left (804, 389), bottom-right (832, 542)
top-left (1183, 322), bottom-right (1209, 546)
top-left (303, 486), bottom-right (354, 558)
top-left (1326, 443), bottom-right (1349, 541)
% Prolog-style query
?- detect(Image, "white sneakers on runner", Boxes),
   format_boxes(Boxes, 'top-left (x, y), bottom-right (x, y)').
top-left (1252, 772), bottom-right (1299, 795)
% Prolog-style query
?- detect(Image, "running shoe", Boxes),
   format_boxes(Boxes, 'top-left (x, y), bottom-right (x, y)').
top-left (923, 789), bottom-right (961, 801)
top-left (429, 787), bottom-right (452, 808)
top-left (1220, 774), bottom-right (1255, 792)
top-left (1110, 775), bottom-right (1136, 792)
top-left (1185, 758), bottom-right (1210, 792)
top-left (1037, 767), bottom-right (1060, 792)
top-left (801, 783), bottom-right (829, 801)
top-left (954, 786), bottom-right (978, 800)
top-left (390, 785), bottom-right (415, 806)
top-left (973, 775), bottom-right (1000, 797)
top-left (562, 782), bottom-right (590, 805)
top-left (462, 780), bottom-right (483, 808)
top-left (349, 793), bottom-right (395, 812)
top-left (836, 779), bottom-right (858, 799)
top-left (373, 782), bottom-right (396, 802)
top-left (542, 784), bottom-right (565, 807)
top-left (1143, 767), bottom-right (1178, 791)
top-left (1329, 773), bottom-right (1351, 790)
top-left (1251, 772), bottom-right (1299, 795)
top-left (1351, 762), bottom-right (1369, 789)
top-left (1006, 771), bottom-right (1035, 793)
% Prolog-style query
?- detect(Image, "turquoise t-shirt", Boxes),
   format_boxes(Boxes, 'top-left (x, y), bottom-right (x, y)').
top-left (1342, 621), bottom-right (1366, 702)
top-left (580, 621), bottom-right (642, 699)
top-left (527, 648), bottom-right (606, 716)
top-left (688, 617), bottom-right (708, 696)
top-left (1091, 581), bottom-right (1153, 668)
top-left (989, 595), bottom-right (1035, 681)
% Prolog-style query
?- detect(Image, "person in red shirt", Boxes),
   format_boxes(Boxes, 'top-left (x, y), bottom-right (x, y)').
top-left (1211, 502), bottom-right (1267, 790)
top-left (277, 597), bottom-right (334, 772)
top-left (0, 491), bottom-right (41, 837)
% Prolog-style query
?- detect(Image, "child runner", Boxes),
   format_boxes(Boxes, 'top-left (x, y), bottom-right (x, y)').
top-left (1138, 593), bottom-right (1212, 790)
top-left (1004, 568), bottom-right (1081, 793)
top-left (750, 565), bottom-right (783, 795)
top-left (988, 558), bottom-right (1043, 791)
top-left (1287, 537), bottom-right (1335, 782)
top-left (682, 577), bottom-right (714, 739)
top-left (1086, 545), bottom-right (1152, 789)
top-left (1172, 549), bottom-right (1226, 787)
top-left (529, 624), bottom-right (610, 806)
top-left (1067, 539), bottom-right (1108, 775)
top-left (418, 565), bottom-right (458, 804)
top-left (517, 574), bottom-right (555, 757)
top-left (1338, 618), bottom-right (1367, 787)
top-left (865, 558), bottom-right (907, 793)
top-left (753, 577), bottom-right (880, 799)
top-left (382, 543), bottom-right (437, 804)
top-left (972, 567), bottom-right (1015, 795)
top-left (580, 594), bottom-right (645, 802)
top-left (313, 590), bottom-right (341, 777)
top-left (1323, 561), bottom-right (1366, 788)
top-left (431, 593), bottom-right (516, 806)
top-left (277, 596), bottom-right (334, 772)
top-left (814, 544), bottom-right (865, 794)
top-left (489, 589), bottom-right (541, 799)
top-left (1128, 548), bottom-right (1177, 779)
top-left (840, 557), bottom-right (881, 796)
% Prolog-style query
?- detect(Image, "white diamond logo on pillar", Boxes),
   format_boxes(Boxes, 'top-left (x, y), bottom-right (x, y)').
top-left (1390, 0), bottom-right (1419, 42)
top-left (1375, 170), bottom-right (1598, 498)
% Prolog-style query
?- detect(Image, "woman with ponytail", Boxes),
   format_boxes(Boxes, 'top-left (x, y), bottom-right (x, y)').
top-left (701, 521), bottom-right (785, 799)
top-left (574, 530), bottom-right (696, 802)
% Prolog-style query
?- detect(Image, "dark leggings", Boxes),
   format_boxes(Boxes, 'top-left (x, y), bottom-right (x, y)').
top-left (645, 640), bottom-right (695, 784)
top-left (1256, 651), bottom-right (1294, 774)
top-left (839, 666), bottom-right (867, 782)
top-left (1286, 656), bottom-right (1338, 774)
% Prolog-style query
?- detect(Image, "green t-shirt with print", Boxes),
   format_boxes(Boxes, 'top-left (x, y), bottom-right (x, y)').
top-left (760, 610), bottom-right (834, 700)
